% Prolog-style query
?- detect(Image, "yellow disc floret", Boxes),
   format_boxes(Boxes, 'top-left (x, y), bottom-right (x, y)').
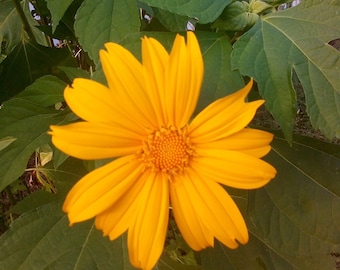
top-left (141, 127), bottom-right (194, 175)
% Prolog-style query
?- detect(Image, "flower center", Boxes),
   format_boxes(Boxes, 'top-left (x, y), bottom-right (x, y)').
top-left (141, 127), bottom-right (194, 175)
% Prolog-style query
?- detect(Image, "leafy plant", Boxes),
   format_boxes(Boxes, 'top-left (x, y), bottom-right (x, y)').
top-left (0, 0), bottom-right (339, 269)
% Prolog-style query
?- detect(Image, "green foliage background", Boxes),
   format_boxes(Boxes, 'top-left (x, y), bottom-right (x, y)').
top-left (0, 0), bottom-right (339, 269)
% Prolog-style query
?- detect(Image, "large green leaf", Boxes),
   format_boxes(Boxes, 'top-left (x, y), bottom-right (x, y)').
top-left (195, 32), bottom-right (244, 114)
top-left (0, 0), bottom-right (22, 55)
top-left (0, 76), bottom-right (75, 192)
top-left (15, 75), bottom-right (66, 106)
top-left (46, 0), bottom-right (75, 32)
top-left (140, 0), bottom-right (232, 24)
top-left (232, 0), bottom-right (340, 142)
top-left (74, 0), bottom-right (141, 65)
top-left (200, 136), bottom-right (340, 270)
top-left (0, 202), bottom-right (136, 269)
top-left (0, 41), bottom-right (75, 102)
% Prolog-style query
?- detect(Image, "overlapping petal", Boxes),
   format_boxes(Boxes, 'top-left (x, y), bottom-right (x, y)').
top-left (192, 148), bottom-right (276, 189)
top-left (128, 172), bottom-right (169, 269)
top-left (100, 43), bottom-right (158, 130)
top-left (50, 122), bottom-right (142, 160)
top-left (64, 79), bottom-right (146, 134)
top-left (63, 155), bottom-right (143, 224)
top-left (188, 79), bottom-right (264, 143)
top-left (165, 32), bottom-right (204, 128)
top-left (95, 171), bottom-right (151, 241)
top-left (170, 175), bottom-right (215, 250)
top-left (196, 128), bottom-right (274, 158)
top-left (170, 168), bottom-right (248, 250)
top-left (142, 36), bottom-right (169, 127)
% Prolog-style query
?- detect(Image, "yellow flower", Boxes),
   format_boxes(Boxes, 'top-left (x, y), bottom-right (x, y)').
top-left (49, 32), bottom-right (276, 270)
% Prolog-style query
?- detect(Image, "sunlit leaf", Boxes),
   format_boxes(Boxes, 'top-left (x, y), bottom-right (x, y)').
top-left (140, 0), bottom-right (232, 24)
top-left (0, 136), bottom-right (16, 151)
top-left (74, 0), bottom-right (141, 65)
top-left (232, 0), bottom-right (340, 142)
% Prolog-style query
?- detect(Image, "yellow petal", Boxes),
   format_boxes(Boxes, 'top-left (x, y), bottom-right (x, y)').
top-left (142, 36), bottom-right (169, 126)
top-left (196, 128), bottom-right (274, 158)
top-left (49, 122), bottom-right (142, 160)
top-left (63, 155), bottom-right (143, 224)
top-left (64, 79), bottom-right (145, 134)
top-left (100, 43), bottom-right (158, 129)
top-left (128, 172), bottom-right (169, 270)
top-left (171, 168), bottom-right (248, 250)
top-left (192, 148), bottom-right (277, 189)
top-left (189, 79), bottom-right (264, 142)
top-left (170, 174), bottom-right (215, 251)
top-left (95, 171), bottom-right (150, 240)
top-left (165, 32), bottom-right (203, 128)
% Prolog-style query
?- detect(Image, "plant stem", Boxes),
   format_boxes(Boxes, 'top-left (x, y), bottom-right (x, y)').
top-left (12, 0), bottom-right (37, 43)
top-left (4, 186), bottom-right (16, 206)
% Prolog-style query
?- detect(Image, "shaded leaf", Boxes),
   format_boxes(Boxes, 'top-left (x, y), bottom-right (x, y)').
top-left (154, 8), bottom-right (188, 32)
top-left (0, 202), bottom-right (136, 269)
top-left (0, 41), bottom-right (76, 102)
top-left (0, 77), bottom-right (75, 192)
top-left (58, 66), bottom-right (90, 81)
top-left (200, 135), bottom-right (340, 270)
top-left (195, 32), bottom-right (244, 114)
top-left (158, 256), bottom-right (201, 270)
top-left (232, 0), bottom-right (340, 142)
top-left (74, 0), bottom-right (141, 65)
top-left (46, 0), bottom-right (75, 32)
top-left (11, 157), bottom-right (88, 215)
top-left (0, 1), bottom-right (21, 55)
top-left (15, 75), bottom-right (66, 106)
top-left (140, 0), bottom-right (232, 24)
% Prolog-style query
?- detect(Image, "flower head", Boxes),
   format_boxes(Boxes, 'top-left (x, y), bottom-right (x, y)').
top-left (49, 32), bottom-right (276, 270)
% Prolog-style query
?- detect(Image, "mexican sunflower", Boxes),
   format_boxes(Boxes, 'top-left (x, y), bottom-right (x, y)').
top-left (49, 32), bottom-right (276, 269)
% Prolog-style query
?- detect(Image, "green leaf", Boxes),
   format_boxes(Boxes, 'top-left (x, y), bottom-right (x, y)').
top-left (15, 75), bottom-right (67, 106)
top-left (0, 202), bottom-right (136, 269)
top-left (196, 32), bottom-right (244, 114)
top-left (140, 0), bottom-right (232, 24)
top-left (0, 41), bottom-right (75, 102)
top-left (0, 136), bottom-right (16, 151)
top-left (232, 0), bottom-right (340, 142)
top-left (201, 239), bottom-right (294, 270)
top-left (248, 137), bottom-right (340, 269)
top-left (158, 256), bottom-right (201, 270)
top-left (212, 1), bottom-right (259, 32)
top-left (0, 76), bottom-right (74, 192)
top-left (74, 0), bottom-right (141, 65)
top-left (200, 136), bottom-right (340, 269)
top-left (11, 157), bottom-right (88, 214)
top-left (154, 8), bottom-right (189, 32)
top-left (0, 1), bottom-right (22, 55)
top-left (58, 66), bottom-right (90, 81)
top-left (46, 0), bottom-right (75, 32)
